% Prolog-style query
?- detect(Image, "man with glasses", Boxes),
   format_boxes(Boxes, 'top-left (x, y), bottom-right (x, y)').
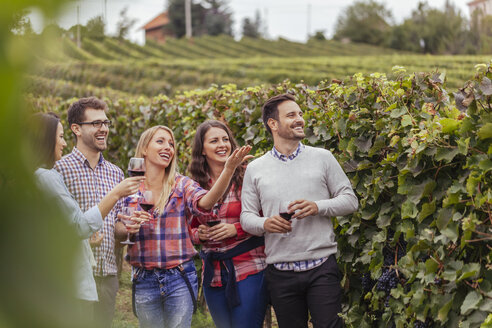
top-left (54, 96), bottom-right (127, 327)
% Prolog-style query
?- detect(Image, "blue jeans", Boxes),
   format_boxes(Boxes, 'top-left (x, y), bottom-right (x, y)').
top-left (133, 261), bottom-right (198, 328)
top-left (204, 271), bottom-right (268, 328)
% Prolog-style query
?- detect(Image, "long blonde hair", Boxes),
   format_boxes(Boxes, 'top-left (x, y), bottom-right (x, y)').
top-left (135, 125), bottom-right (178, 215)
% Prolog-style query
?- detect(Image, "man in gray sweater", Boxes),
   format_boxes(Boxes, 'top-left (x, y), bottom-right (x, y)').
top-left (240, 93), bottom-right (358, 328)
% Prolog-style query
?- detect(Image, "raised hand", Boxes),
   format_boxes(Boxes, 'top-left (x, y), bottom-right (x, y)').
top-left (224, 145), bottom-right (254, 171)
top-left (113, 176), bottom-right (145, 198)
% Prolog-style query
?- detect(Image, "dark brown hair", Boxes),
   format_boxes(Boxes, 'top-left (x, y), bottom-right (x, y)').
top-left (189, 120), bottom-right (244, 197)
top-left (67, 96), bottom-right (107, 128)
top-left (262, 93), bottom-right (296, 135)
top-left (29, 112), bottom-right (60, 168)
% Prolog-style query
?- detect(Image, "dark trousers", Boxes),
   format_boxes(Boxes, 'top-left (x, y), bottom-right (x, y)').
top-left (265, 255), bottom-right (343, 328)
top-left (94, 275), bottom-right (119, 328)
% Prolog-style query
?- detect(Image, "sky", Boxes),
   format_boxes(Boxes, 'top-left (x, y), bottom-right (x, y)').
top-left (29, 0), bottom-right (473, 45)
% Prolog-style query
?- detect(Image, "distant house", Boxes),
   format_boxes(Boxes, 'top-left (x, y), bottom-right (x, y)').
top-left (142, 11), bottom-right (174, 44)
top-left (467, 0), bottom-right (492, 16)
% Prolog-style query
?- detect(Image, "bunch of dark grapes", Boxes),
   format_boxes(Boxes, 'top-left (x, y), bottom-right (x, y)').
top-left (384, 295), bottom-right (391, 307)
top-left (377, 269), bottom-right (399, 294)
top-left (383, 237), bottom-right (407, 267)
top-left (383, 246), bottom-right (395, 266)
top-left (361, 273), bottom-right (375, 292)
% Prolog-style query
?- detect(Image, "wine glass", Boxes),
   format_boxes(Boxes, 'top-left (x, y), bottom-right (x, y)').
top-left (139, 190), bottom-right (154, 212)
top-left (128, 157), bottom-right (145, 177)
top-left (139, 190), bottom-right (155, 228)
top-left (279, 200), bottom-right (292, 237)
top-left (120, 206), bottom-right (136, 245)
top-left (207, 218), bottom-right (223, 248)
top-left (128, 157), bottom-right (145, 199)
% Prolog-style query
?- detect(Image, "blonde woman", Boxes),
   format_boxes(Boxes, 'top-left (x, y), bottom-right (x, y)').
top-left (124, 125), bottom-right (251, 328)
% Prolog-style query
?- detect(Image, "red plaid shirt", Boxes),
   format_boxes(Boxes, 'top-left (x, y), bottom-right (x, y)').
top-left (191, 183), bottom-right (266, 287)
top-left (126, 174), bottom-right (210, 270)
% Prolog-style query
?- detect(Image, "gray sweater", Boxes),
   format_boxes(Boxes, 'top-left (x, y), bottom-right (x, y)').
top-left (240, 145), bottom-right (358, 264)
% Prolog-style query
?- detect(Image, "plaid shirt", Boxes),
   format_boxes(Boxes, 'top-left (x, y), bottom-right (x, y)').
top-left (126, 174), bottom-right (210, 270)
top-left (271, 143), bottom-right (328, 272)
top-left (190, 183), bottom-right (266, 287)
top-left (54, 147), bottom-right (124, 276)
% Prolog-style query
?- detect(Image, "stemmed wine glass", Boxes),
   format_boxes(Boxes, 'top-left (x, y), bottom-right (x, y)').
top-left (139, 190), bottom-right (155, 228)
top-left (120, 206), bottom-right (136, 245)
top-left (139, 190), bottom-right (154, 212)
top-left (207, 203), bottom-right (222, 247)
top-left (128, 157), bottom-right (145, 177)
top-left (128, 157), bottom-right (145, 199)
top-left (279, 200), bottom-right (292, 237)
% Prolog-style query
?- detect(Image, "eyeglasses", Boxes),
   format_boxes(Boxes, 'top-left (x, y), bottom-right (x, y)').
top-left (76, 120), bottom-right (112, 128)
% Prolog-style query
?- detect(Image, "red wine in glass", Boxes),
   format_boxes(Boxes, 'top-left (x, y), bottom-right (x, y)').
top-left (279, 212), bottom-right (293, 221)
top-left (128, 157), bottom-right (145, 198)
top-left (279, 200), bottom-right (292, 237)
top-left (128, 169), bottom-right (145, 177)
top-left (140, 202), bottom-right (154, 212)
top-left (207, 220), bottom-right (221, 227)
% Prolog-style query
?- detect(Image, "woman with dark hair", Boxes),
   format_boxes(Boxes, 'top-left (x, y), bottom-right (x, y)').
top-left (123, 125), bottom-right (251, 328)
top-left (30, 112), bottom-right (142, 318)
top-left (189, 120), bottom-right (268, 328)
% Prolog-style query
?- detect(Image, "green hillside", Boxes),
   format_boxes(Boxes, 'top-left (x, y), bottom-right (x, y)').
top-left (26, 36), bottom-right (492, 99)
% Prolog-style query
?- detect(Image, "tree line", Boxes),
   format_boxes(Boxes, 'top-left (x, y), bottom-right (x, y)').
top-left (331, 0), bottom-right (492, 55)
top-left (10, 0), bottom-right (492, 55)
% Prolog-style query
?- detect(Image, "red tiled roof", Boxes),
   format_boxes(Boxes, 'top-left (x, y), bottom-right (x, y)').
top-left (467, 0), bottom-right (487, 6)
top-left (142, 12), bottom-right (169, 30)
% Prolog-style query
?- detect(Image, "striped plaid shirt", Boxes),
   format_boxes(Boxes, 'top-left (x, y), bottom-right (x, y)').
top-left (54, 147), bottom-right (124, 276)
top-left (271, 143), bottom-right (328, 272)
top-left (126, 174), bottom-right (210, 270)
top-left (190, 183), bottom-right (266, 287)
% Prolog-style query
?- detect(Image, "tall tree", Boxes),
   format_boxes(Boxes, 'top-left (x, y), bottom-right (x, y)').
top-left (41, 23), bottom-right (66, 38)
top-left (242, 9), bottom-right (262, 38)
top-left (333, 0), bottom-right (392, 46)
top-left (9, 9), bottom-right (35, 36)
top-left (85, 15), bottom-right (105, 40)
top-left (116, 7), bottom-right (138, 39)
top-left (391, 1), bottom-right (468, 54)
top-left (167, 0), bottom-right (233, 38)
top-left (470, 6), bottom-right (492, 54)
top-left (167, 0), bottom-right (206, 38)
top-left (202, 0), bottom-right (233, 36)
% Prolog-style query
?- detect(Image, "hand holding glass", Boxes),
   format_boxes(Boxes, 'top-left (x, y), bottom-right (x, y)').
top-left (128, 157), bottom-right (145, 177)
top-left (120, 206), bottom-right (136, 245)
top-left (279, 200), bottom-right (292, 237)
top-left (128, 157), bottom-right (145, 199)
